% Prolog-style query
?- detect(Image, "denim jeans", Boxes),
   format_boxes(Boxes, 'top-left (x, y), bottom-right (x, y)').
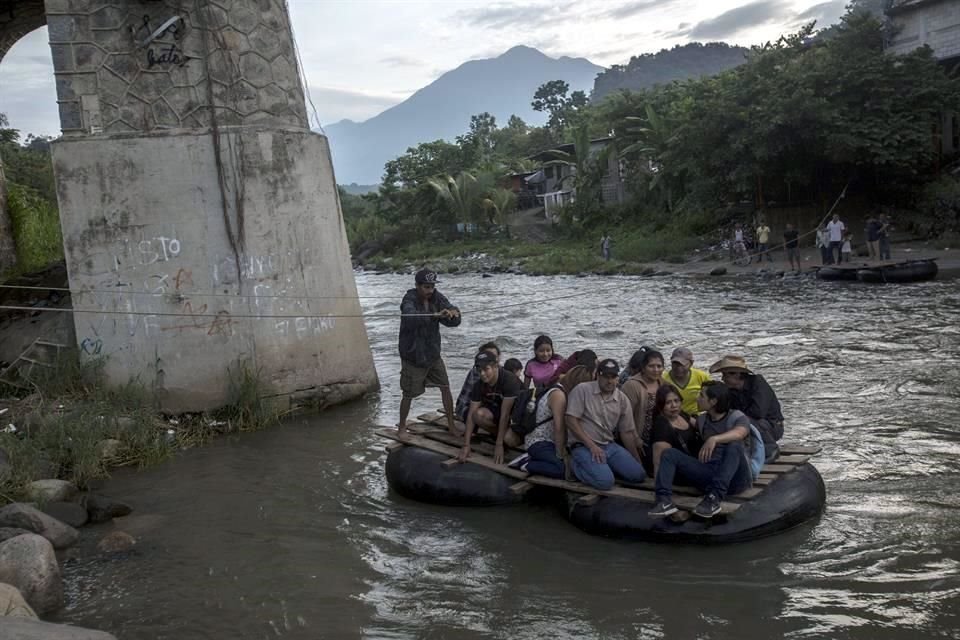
top-left (654, 441), bottom-right (752, 502)
top-left (830, 241), bottom-right (842, 264)
top-left (526, 441), bottom-right (565, 479)
top-left (571, 442), bottom-right (646, 491)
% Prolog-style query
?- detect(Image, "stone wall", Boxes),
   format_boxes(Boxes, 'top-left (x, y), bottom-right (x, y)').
top-left (44, 0), bottom-right (308, 135)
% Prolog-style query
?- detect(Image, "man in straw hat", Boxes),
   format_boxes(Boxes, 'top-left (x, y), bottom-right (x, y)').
top-left (709, 355), bottom-right (784, 462)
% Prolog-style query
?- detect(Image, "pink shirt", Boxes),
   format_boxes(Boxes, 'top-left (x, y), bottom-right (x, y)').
top-left (524, 356), bottom-right (563, 387)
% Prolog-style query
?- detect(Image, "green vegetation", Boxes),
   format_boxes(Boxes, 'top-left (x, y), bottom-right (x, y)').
top-left (0, 355), bottom-right (282, 504)
top-left (1, 113), bottom-right (62, 276)
top-left (343, 8), bottom-right (960, 270)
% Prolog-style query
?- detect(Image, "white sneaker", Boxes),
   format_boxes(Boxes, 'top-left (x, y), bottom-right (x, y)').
top-left (507, 453), bottom-right (530, 469)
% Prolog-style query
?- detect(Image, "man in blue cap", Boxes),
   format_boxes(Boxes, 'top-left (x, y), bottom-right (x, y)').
top-left (397, 269), bottom-right (461, 439)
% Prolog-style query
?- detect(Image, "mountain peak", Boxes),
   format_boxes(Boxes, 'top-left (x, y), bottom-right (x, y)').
top-left (500, 44), bottom-right (547, 59)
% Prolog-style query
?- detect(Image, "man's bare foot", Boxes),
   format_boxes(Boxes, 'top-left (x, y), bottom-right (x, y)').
top-left (396, 424), bottom-right (409, 441)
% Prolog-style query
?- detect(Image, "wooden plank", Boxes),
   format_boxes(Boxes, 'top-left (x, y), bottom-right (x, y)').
top-left (417, 412), bottom-right (447, 425)
top-left (374, 427), bottom-right (741, 513)
top-left (441, 458), bottom-right (462, 469)
top-left (509, 481), bottom-right (535, 495)
top-left (753, 477), bottom-right (774, 486)
top-left (576, 494), bottom-right (601, 506)
top-left (774, 454), bottom-right (810, 465)
top-left (758, 473), bottom-right (777, 481)
top-left (385, 442), bottom-right (405, 452)
top-left (762, 464), bottom-right (797, 474)
top-left (732, 487), bottom-right (763, 500)
top-left (779, 444), bottom-right (822, 456)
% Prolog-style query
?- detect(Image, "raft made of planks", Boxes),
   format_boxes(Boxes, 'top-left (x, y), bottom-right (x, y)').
top-left (377, 423), bottom-right (821, 516)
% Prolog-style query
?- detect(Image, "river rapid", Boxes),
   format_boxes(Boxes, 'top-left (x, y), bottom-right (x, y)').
top-left (53, 272), bottom-right (960, 639)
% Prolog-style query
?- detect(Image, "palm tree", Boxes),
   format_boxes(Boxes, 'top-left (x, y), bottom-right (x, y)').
top-left (426, 172), bottom-right (481, 224)
top-left (482, 188), bottom-right (517, 228)
top-left (619, 104), bottom-right (679, 209)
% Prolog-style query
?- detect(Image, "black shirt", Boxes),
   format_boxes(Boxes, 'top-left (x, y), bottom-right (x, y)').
top-left (397, 289), bottom-right (460, 368)
top-left (470, 368), bottom-right (524, 416)
top-left (651, 414), bottom-right (702, 457)
top-left (783, 229), bottom-right (799, 248)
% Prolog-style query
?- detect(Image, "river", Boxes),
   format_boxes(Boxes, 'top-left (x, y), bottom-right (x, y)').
top-left (52, 272), bottom-right (960, 639)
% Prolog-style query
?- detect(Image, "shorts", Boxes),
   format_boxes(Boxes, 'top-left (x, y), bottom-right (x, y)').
top-left (786, 247), bottom-right (800, 260)
top-left (400, 358), bottom-right (450, 398)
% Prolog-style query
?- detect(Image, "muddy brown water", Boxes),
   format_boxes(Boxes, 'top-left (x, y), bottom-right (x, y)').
top-left (51, 272), bottom-right (960, 639)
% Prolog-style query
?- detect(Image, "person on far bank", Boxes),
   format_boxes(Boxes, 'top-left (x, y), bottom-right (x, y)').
top-left (460, 351), bottom-right (525, 464)
top-left (397, 269), bottom-right (461, 439)
top-left (565, 359), bottom-right (646, 491)
top-left (754, 220), bottom-right (772, 263)
top-left (662, 347), bottom-right (711, 416)
top-left (455, 342), bottom-right (500, 423)
top-left (783, 223), bottom-right (801, 273)
top-left (600, 234), bottom-right (612, 261)
top-left (841, 232), bottom-right (853, 263)
top-left (524, 334), bottom-right (564, 388)
top-left (648, 381), bottom-right (753, 519)
top-left (865, 215), bottom-right (881, 261)
top-left (817, 225), bottom-right (832, 265)
top-left (878, 214), bottom-right (892, 260)
top-left (826, 213), bottom-right (845, 264)
top-left (710, 355), bottom-right (783, 462)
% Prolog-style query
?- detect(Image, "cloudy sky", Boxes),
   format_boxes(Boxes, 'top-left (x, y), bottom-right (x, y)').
top-left (0, 0), bottom-right (848, 137)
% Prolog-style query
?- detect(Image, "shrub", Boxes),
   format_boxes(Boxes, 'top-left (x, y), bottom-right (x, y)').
top-left (7, 183), bottom-right (63, 272)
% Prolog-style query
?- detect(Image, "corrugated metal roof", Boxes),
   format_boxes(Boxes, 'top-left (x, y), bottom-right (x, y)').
top-left (888, 0), bottom-right (953, 15)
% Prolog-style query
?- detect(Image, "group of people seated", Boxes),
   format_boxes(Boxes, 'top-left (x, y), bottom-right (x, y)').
top-left (451, 337), bottom-right (785, 519)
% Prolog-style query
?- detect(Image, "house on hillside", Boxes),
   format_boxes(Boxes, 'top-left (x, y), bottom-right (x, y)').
top-left (521, 137), bottom-right (625, 220)
top-left (886, 0), bottom-right (960, 157)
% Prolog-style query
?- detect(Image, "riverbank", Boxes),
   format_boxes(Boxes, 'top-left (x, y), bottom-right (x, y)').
top-left (360, 234), bottom-right (960, 280)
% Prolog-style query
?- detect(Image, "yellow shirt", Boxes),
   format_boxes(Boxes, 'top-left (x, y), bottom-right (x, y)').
top-left (662, 367), bottom-right (712, 415)
top-left (757, 225), bottom-right (771, 244)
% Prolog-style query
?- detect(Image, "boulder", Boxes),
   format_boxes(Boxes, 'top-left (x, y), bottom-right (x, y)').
top-left (0, 504), bottom-right (79, 549)
top-left (710, 267), bottom-right (728, 276)
top-left (0, 582), bottom-right (37, 618)
top-left (41, 502), bottom-right (88, 528)
top-left (0, 528), bottom-right (31, 544)
top-left (97, 531), bottom-right (136, 554)
top-left (1, 618), bottom-right (117, 639)
top-left (82, 494), bottom-right (132, 524)
top-left (0, 534), bottom-right (62, 614)
top-left (25, 480), bottom-right (78, 504)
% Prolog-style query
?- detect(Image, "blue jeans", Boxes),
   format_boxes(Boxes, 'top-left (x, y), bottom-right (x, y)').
top-left (526, 441), bottom-right (565, 479)
top-left (654, 442), bottom-right (752, 502)
top-left (571, 442), bottom-right (646, 491)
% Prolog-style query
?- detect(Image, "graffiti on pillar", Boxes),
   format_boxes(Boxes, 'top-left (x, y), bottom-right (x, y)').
top-left (132, 14), bottom-right (188, 68)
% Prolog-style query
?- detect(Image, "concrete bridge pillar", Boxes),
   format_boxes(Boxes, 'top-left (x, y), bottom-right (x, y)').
top-left (41, 0), bottom-right (377, 411)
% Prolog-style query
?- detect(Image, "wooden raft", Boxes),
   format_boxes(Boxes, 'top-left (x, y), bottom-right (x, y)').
top-left (377, 421), bottom-right (822, 515)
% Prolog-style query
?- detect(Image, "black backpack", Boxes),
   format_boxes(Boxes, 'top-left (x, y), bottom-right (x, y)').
top-left (510, 384), bottom-right (558, 436)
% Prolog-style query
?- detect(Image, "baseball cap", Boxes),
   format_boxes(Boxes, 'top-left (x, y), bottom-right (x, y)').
top-left (597, 358), bottom-right (620, 377)
top-left (670, 347), bottom-right (694, 366)
top-left (415, 269), bottom-right (438, 285)
top-left (474, 351), bottom-right (497, 369)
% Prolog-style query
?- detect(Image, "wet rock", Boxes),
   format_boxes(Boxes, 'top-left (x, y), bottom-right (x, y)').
top-left (710, 267), bottom-right (728, 276)
top-left (0, 582), bottom-right (37, 618)
top-left (0, 447), bottom-right (10, 481)
top-left (82, 494), bottom-right (132, 524)
top-left (113, 416), bottom-right (137, 432)
top-left (41, 502), bottom-right (88, 529)
top-left (97, 531), bottom-right (136, 554)
top-left (1, 618), bottom-right (117, 639)
top-left (0, 528), bottom-right (31, 544)
top-left (95, 439), bottom-right (122, 461)
top-left (481, 272), bottom-right (493, 278)
top-left (25, 480), bottom-right (78, 504)
top-left (0, 534), bottom-right (63, 614)
top-left (0, 504), bottom-right (79, 549)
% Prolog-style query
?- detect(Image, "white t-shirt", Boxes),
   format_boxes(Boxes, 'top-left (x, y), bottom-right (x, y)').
top-left (827, 220), bottom-right (845, 242)
top-left (734, 229), bottom-right (744, 243)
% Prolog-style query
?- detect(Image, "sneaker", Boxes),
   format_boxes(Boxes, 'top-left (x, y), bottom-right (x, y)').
top-left (507, 453), bottom-right (530, 469)
top-left (694, 493), bottom-right (721, 518)
top-left (648, 501), bottom-right (678, 517)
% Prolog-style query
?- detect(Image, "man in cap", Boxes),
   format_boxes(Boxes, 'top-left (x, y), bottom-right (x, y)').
top-left (709, 355), bottom-right (784, 461)
top-left (564, 358), bottom-right (645, 490)
top-left (459, 351), bottom-right (525, 464)
top-left (662, 347), bottom-right (711, 415)
top-left (397, 269), bottom-right (461, 439)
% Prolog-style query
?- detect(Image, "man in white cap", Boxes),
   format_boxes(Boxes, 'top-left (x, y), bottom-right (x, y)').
top-left (709, 355), bottom-right (784, 461)
top-left (397, 269), bottom-right (461, 439)
top-left (662, 347), bottom-right (711, 415)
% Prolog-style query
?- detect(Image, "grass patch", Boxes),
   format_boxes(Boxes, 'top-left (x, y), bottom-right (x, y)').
top-left (7, 183), bottom-right (63, 273)
top-left (0, 354), bottom-right (283, 504)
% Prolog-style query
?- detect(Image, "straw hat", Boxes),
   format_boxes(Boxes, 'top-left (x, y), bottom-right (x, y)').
top-left (708, 355), bottom-right (753, 374)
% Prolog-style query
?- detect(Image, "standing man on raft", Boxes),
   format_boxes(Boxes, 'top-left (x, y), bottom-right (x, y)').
top-left (397, 269), bottom-right (461, 439)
